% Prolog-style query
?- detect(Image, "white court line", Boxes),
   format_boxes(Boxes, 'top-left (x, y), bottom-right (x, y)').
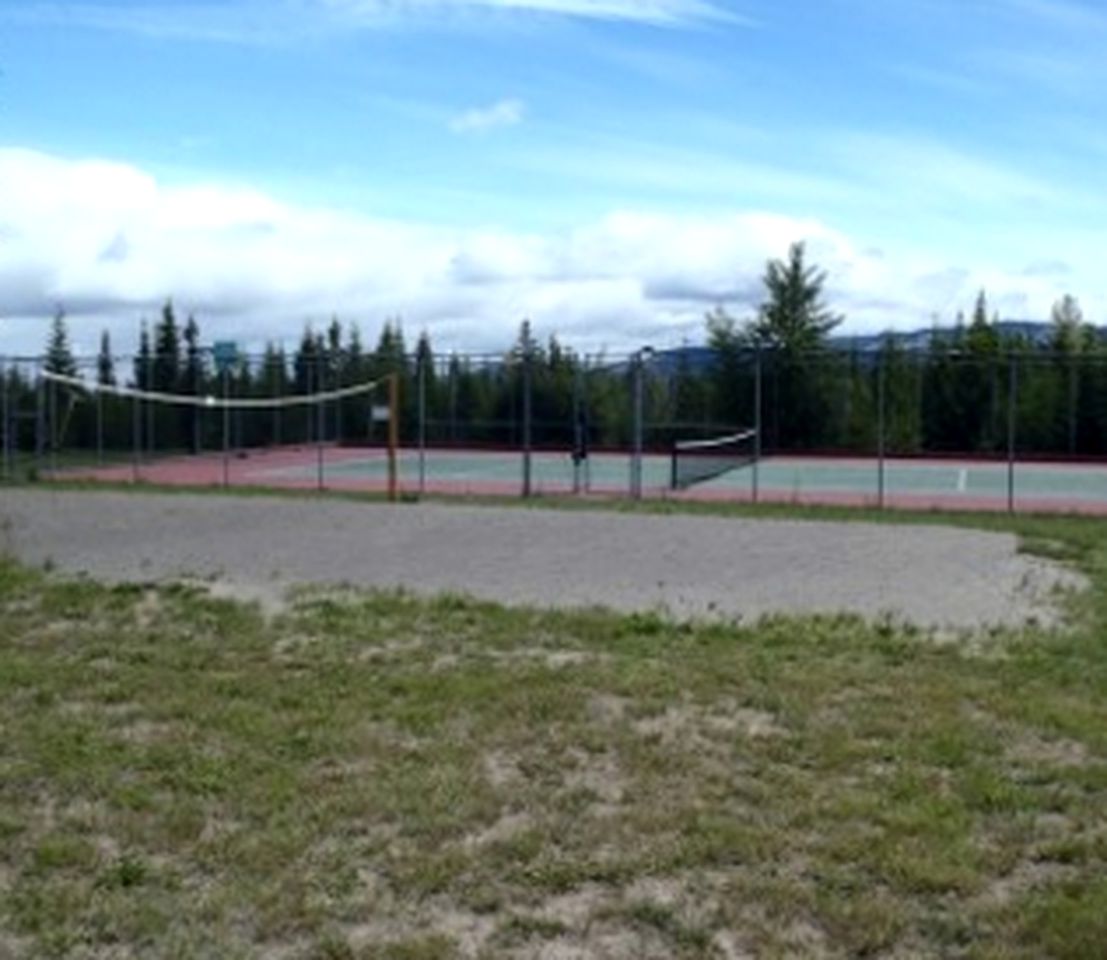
top-left (957, 468), bottom-right (968, 493)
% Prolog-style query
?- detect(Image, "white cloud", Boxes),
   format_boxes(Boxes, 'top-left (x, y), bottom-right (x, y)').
top-left (322, 0), bottom-right (743, 27)
top-left (1, 2), bottom-right (299, 45)
top-left (450, 99), bottom-right (526, 134)
top-left (2, 0), bottom-right (745, 45)
top-left (0, 148), bottom-right (1095, 360)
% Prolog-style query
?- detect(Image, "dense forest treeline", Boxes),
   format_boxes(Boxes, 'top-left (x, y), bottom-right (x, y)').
top-left (3, 243), bottom-right (1106, 460)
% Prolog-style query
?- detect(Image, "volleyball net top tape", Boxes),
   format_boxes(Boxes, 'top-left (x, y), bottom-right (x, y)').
top-left (40, 371), bottom-right (388, 411)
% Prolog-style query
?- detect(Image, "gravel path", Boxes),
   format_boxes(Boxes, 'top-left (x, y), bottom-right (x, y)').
top-left (0, 489), bottom-right (1081, 629)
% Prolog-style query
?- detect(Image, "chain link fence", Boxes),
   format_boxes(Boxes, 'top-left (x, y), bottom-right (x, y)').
top-left (4, 346), bottom-right (1107, 513)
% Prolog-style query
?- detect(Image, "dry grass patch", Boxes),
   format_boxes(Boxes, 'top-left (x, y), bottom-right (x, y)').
top-left (1, 510), bottom-right (1106, 958)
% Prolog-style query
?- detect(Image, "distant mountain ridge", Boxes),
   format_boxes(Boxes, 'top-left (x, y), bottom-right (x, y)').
top-left (827, 320), bottom-right (1068, 353)
top-left (646, 321), bottom-right (1097, 376)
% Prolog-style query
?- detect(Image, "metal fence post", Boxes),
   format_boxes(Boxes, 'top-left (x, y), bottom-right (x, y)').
top-left (418, 353), bottom-right (427, 496)
top-left (631, 353), bottom-right (644, 500)
top-left (96, 388), bottom-right (104, 467)
top-left (48, 373), bottom-right (58, 478)
top-left (305, 362), bottom-right (313, 445)
top-left (1008, 352), bottom-right (1018, 514)
top-left (572, 365), bottom-right (583, 496)
top-left (0, 361), bottom-right (9, 482)
top-left (316, 357), bottom-right (325, 492)
top-left (146, 351), bottom-right (154, 459)
top-left (222, 367), bottom-right (230, 488)
top-left (194, 360), bottom-right (203, 455)
top-left (449, 360), bottom-right (458, 445)
top-left (131, 385), bottom-right (140, 484)
top-left (753, 346), bottom-right (762, 504)
top-left (1068, 352), bottom-right (1077, 456)
top-left (273, 360), bottom-right (282, 450)
top-left (35, 370), bottom-right (45, 476)
top-left (877, 351), bottom-right (886, 510)
top-left (522, 347), bottom-right (533, 498)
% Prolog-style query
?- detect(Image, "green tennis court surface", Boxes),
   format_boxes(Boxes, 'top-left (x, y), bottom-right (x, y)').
top-left (254, 449), bottom-right (1107, 512)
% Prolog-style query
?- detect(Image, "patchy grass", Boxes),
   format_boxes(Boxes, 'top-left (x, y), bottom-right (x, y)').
top-left (1, 507), bottom-right (1106, 958)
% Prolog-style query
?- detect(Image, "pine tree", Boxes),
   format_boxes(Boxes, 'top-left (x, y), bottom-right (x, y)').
top-left (183, 315), bottom-right (204, 393)
top-left (326, 317), bottom-right (343, 380)
top-left (705, 307), bottom-right (746, 426)
top-left (134, 320), bottom-right (152, 389)
top-left (153, 300), bottom-right (181, 392)
top-left (45, 309), bottom-right (77, 377)
top-left (1049, 295), bottom-right (1091, 454)
top-left (672, 339), bottom-right (705, 426)
top-left (414, 330), bottom-right (436, 397)
top-left (967, 290), bottom-right (998, 355)
top-left (739, 244), bottom-right (842, 448)
top-left (262, 342), bottom-right (287, 446)
top-left (97, 330), bottom-right (116, 386)
top-left (293, 326), bottom-right (318, 395)
top-left (748, 242), bottom-right (841, 352)
top-left (1050, 295), bottom-right (1089, 354)
top-left (182, 315), bottom-right (205, 454)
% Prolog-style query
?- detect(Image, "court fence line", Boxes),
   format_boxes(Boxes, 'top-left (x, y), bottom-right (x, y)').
top-left (5, 347), bottom-right (1107, 513)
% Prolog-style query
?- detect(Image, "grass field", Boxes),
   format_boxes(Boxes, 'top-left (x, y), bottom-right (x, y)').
top-left (2, 499), bottom-right (1106, 958)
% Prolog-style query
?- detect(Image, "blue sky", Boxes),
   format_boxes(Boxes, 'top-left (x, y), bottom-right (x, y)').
top-left (1, 0), bottom-right (1105, 355)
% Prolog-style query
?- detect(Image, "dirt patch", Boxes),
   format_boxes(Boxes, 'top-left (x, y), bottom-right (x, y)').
top-left (563, 748), bottom-right (625, 804)
top-left (484, 749), bottom-right (525, 790)
top-left (633, 701), bottom-right (787, 744)
top-left (1007, 733), bottom-right (1091, 769)
top-left (0, 490), bottom-right (1086, 629)
top-left (465, 812), bottom-right (533, 850)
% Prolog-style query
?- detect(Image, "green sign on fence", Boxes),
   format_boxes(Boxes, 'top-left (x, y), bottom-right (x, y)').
top-left (212, 341), bottom-right (238, 373)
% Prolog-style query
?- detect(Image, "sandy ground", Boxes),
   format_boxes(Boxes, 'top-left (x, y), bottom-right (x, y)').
top-left (0, 489), bottom-right (1083, 629)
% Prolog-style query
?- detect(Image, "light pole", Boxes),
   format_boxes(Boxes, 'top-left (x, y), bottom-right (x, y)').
top-left (631, 345), bottom-right (655, 500)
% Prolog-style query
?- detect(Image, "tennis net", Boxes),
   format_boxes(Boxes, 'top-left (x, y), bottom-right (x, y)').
top-left (671, 429), bottom-right (759, 490)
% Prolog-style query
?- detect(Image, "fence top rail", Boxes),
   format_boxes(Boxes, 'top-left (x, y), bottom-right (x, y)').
top-left (9, 346), bottom-right (1107, 366)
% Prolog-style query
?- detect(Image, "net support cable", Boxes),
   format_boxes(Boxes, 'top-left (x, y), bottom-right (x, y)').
top-left (40, 371), bottom-right (385, 410)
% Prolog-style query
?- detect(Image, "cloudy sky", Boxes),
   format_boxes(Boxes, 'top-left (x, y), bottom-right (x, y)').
top-left (1, 0), bottom-right (1105, 357)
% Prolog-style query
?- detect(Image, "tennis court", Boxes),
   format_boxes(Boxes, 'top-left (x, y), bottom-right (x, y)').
top-left (52, 443), bottom-right (1107, 514)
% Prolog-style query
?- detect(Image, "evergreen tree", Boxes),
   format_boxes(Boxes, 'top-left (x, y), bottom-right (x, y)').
top-left (261, 342), bottom-right (288, 446)
top-left (293, 326), bottom-right (319, 442)
top-left (745, 243), bottom-right (841, 448)
top-left (967, 290), bottom-right (999, 355)
top-left (153, 300), bottom-right (181, 392)
top-left (375, 319), bottom-right (408, 374)
top-left (747, 242), bottom-right (841, 352)
top-left (134, 320), bottom-right (152, 389)
top-left (293, 326), bottom-right (319, 395)
top-left (326, 317), bottom-right (343, 380)
top-left (672, 339), bottom-right (708, 427)
top-left (1050, 295), bottom-right (1090, 354)
top-left (182, 315), bottom-right (204, 392)
top-left (879, 334), bottom-right (922, 454)
top-left (414, 330), bottom-right (436, 401)
top-left (1049, 294), bottom-right (1092, 453)
top-left (347, 323), bottom-right (366, 382)
top-left (705, 307), bottom-right (747, 426)
top-left (45, 309), bottom-right (77, 377)
top-left (375, 320), bottom-right (412, 429)
top-left (97, 330), bottom-right (116, 385)
top-left (182, 314), bottom-right (206, 453)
